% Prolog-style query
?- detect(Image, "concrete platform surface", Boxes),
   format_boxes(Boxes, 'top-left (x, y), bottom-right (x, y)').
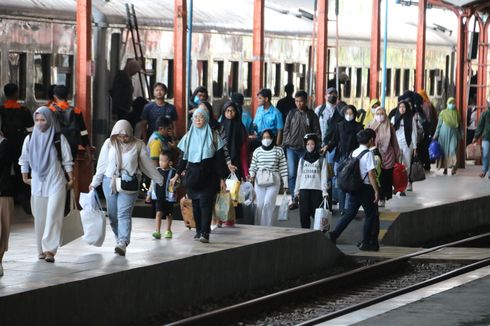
top-left (321, 266), bottom-right (490, 326)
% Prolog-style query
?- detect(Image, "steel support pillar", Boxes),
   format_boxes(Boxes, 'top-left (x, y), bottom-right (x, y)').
top-left (315, 0), bottom-right (328, 107)
top-left (415, 0), bottom-right (427, 91)
top-left (477, 16), bottom-right (490, 120)
top-left (251, 0), bottom-right (265, 115)
top-left (75, 0), bottom-right (92, 194)
top-left (174, 0), bottom-right (187, 136)
top-left (369, 0), bottom-right (380, 101)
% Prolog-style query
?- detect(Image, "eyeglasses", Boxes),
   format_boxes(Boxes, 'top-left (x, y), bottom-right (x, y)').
top-left (225, 109), bottom-right (235, 113)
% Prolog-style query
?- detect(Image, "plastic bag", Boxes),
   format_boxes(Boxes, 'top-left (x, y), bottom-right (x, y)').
top-left (466, 143), bottom-right (482, 160)
top-left (214, 192), bottom-right (233, 222)
top-left (429, 140), bottom-right (442, 160)
top-left (225, 173), bottom-right (241, 202)
top-left (238, 181), bottom-right (254, 205)
top-left (80, 190), bottom-right (106, 247)
top-left (313, 199), bottom-right (331, 231)
top-left (393, 163), bottom-right (408, 193)
top-left (410, 157), bottom-right (426, 182)
top-left (277, 194), bottom-right (289, 221)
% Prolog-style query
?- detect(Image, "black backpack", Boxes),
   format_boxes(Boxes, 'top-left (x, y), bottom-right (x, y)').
top-left (52, 104), bottom-right (79, 153)
top-left (336, 149), bottom-right (370, 193)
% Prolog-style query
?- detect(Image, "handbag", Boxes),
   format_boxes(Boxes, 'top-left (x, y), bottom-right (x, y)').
top-left (256, 168), bottom-right (275, 186)
top-left (116, 170), bottom-right (139, 194)
top-left (410, 156), bottom-right (426, 182)
top-left (466, 143), bottom-right (482, 160)
top-left (313, 199), bottom-right (331, 232)
top-left (180, 195), bottom-right (195, 229)
top-left (60, 191), bottom-right (84, 246)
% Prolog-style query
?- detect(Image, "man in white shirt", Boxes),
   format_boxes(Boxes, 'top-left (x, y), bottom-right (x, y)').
top-left (328, 129), bottom-right (380, 251)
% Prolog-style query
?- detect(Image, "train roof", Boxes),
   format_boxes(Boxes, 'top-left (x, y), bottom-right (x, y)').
top-left (0, 0), bottom-right (459, 47)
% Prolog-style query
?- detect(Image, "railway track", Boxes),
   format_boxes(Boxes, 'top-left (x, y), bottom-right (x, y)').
top-left (165, 232), bottom-right (490, 326)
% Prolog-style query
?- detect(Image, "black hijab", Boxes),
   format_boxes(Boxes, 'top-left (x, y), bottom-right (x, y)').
top-left (261, 129), bottom-right (276, 151)
top-left (394, 100), bottom-right (414, 147)
top-left (220, 101), bottom-right (245, 162)
top-left (335, 105), bottom-right (363, 160)
top-left (303, 136), bottom-right (320, 163)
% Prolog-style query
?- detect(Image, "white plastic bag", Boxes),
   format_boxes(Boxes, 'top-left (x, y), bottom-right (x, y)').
top-left (80, 190), bottom-right (106, 247)
top-left (238, 181), bottom-right (254, 205)
top-left (277, 194), bottom-right (289, 221)
top-left (313, 199), bottom-right (331, 232)
top-left (225, 173), bottom-right (240, 202)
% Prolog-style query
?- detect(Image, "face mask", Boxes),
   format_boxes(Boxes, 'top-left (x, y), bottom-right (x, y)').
top-left (345, 114), bottom-right (354, 122)
top-left (193, 95), bottom-right (201, 105)
top-left (375, 115), bottom-right (385, 123)
top-left (262, 138), bottom-right (273, 147)
top-left (327, 95), bottom-right (337, 104)
top-left (371, 108), bottom-right (377, 114)
top-left (306, 144), bottom-right (315, 153)
top-left (448, 103), bottom-right (456, 110)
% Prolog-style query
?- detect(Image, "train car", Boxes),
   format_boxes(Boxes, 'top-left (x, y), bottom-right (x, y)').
top-left (0, 0), bottom-right (456, 150)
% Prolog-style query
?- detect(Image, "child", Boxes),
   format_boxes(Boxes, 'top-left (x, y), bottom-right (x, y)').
top-left (147, 116), bottom-right (176, 166)
top-left (147, 151), bottom-right (177, 239)
top-left (294, 134), bottom-right (329, 229)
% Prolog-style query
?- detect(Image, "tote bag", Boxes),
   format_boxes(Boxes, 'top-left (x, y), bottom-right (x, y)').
top-left (60, 191), bottom-right (84, 246)
top-left (313, 199), bottom-right (331, 232)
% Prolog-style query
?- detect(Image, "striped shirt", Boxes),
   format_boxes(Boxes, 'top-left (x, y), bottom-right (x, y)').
top-left (249, 146), bottom-right (288, 187)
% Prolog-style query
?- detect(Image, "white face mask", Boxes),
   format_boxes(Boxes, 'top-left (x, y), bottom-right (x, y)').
top-left (345, 114), bottom-right (354, 122)
top-left (375, 115), bottom-right (385, 123)
top-left (306, 144), bottom-right (315, 153)
top-left (262, 138), bottom-right (273, 147)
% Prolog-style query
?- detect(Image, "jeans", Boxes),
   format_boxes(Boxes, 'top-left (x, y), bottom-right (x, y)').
top-left (331, 184), bottom-right (379, 244)
top-left (334, 161), bottom-right (346, 213)
top-left (482, 140), bottom-right (490, 175)
top-left (102, 177), bottom-right (138, 246)
top-left (287, 147), bottom-right (305, 201)
top-left (192, 194), bottom-right (215, 236)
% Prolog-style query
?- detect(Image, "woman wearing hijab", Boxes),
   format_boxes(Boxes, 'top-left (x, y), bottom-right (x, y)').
top-left (331, 105), bottom-right (363, 214)
top-left (390, 101), bottom-right (417, 195)
top-left (19, 107), bottom-right (74, 263)
top-left (434, 97), bottom-right (462, 175)
top-left (170, 109), bottom-right (228, 243)
top-left (357, 99), bottom-right (379, 127)
top-left (249, 129), bottom-right (288, 226)
top-left (0, 131), bottom-right (14, 275)
top-left (368, 107), bottom-right (400, 207)
top-left (90, 120), bottom-right (163, 256)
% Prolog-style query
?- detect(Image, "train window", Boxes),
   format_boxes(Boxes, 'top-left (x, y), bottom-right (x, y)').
top-left (385, 69), bottom-right (392, 96)
top-left (299, 64), bottom-right (306, 91)
top-left (429, 69), bottom-right (436, 96)
top-left (285, 63), bottom-right (294, 85)
top-left (366, 68), bottom-right (370, 97)
top-left (227, 61), bottom-right (239, 95)
top-left (34, 54), bottom-right (51, 100)
top-left (212, 61), bottom-right (224, 98)
top-left (8, 52), bottom-right (27, 100)
top-left (274, 63), bottom-right (281, 97)
top-left (403, 69), bottom-right (410, 93)
top-left (436, 69), bottom-right (443, 96)
top-left (394, 69), bottom-right (401, 96)
top-left (56, 54), bottom-right (73, 99)
top-left (145, 58), bottom-right (157, 93)
top-left (162, 59), bottom-right (174, 99)
top-left (355, 68), bottom-right (362, 98)
top-left (197, 60), bottom-right (208, 89)
top-left (243, 62), bottom-right (252, 97)
top-left (263, 62), bottom-right (268, 89)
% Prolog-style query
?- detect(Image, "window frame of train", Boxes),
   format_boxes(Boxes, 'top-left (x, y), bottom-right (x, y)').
top-left (8, 52), bottom-right (27, 100)
top-left (355, 67), bottom-right (362, 98)
top-left (197, 60), bottom-right (208, 90)
top-left (385, 68), bottom-right (392, 97)
top-left (33, 53), bottom-right (52, 100)
top-left (227, 61), bottom-right (239, 96)
top-left (55, 54), bottom-right (74, 100)
top-left (394, 68), bottom-right (401, 96)
top-left (403, 69), bottom-right (410, 94)
top-left (144, 58), bottom-right (157, 95)
top-left (299, 63), bottom-right (306, 91)
top-left (162, 59), bottom-right (174, 99)
top-left (436, 69), bottom-right (443, 97)
top-left (213, 60), bottom-right (224, 98)
top-left (273, 63), bottom-right (281, 97)
top-left (243, 62), bottom-right (252, 98)
top-left (429, 69), bottom-right (436, 96)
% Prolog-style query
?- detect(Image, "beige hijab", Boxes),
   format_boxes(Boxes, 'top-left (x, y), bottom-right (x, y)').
top-left (109, 120), bottom-right (139, 193)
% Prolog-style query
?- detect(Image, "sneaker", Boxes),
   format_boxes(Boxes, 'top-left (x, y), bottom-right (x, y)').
top-left (210, 224), bottom-right (219, 231)
top-left (378, 200), bottom-right (385, 208)
top-left (164, 230), bottom-right (173, 239)
top-left (224, 220), bottom-right (235, 227)
top-left (45, 252), bottom-right (55, 263)
top-left (194, 233), bottom-right (201, 241)
top-left (115, 243), bottom-right (126, 256)
top-left (0, 263), bottom-right (3, 276)
top-left (358, 242), bottom-right (380, 251)
top-left (327, 231), bottom-right (337, 244)
top-left (199, 233), bottom-right (209, 243)
top-left (288, 202), bottom-right (299, 210)
top-left (152, 231), bottom-right (161, 240)
top-left (407, 184), bottom-right (413, 192)
top-left (399, 192), bottom-right (406, 197)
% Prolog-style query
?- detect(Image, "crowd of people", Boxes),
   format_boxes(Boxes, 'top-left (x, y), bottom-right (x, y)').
top-left (1, 78), bottom-right (490, 274)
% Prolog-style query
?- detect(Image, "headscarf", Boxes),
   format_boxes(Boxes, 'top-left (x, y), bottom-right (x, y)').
top-left (220, 101), bottom-right (244, 163)
top-left (418, 90), bottom-right (430, 103)
top-left (368, 107), bottom-right (391, 154)
top-left (261, 129), bottom-right (276, 151)
top-left (110, 120), bottom-right (137, 172)
top-left (439, 97), bottom-right (460, 128)
top-left (199, 101), bottom-right (220, 130)
top-left (370, 99), bottom-right (380, 109)
top-left (303, 134), bottom-right (320, 163)
top-left (335, 105), bottom-right (363, 160)
top-left (28, 107), bottom-right (59, 182)
top-left (393, 100), bottom-right (414, 146)
top-left (178, 108), bottom-right (224, 163)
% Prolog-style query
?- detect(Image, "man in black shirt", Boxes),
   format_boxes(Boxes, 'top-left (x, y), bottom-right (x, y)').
top-left (276, 84), bottom-right (296, 125)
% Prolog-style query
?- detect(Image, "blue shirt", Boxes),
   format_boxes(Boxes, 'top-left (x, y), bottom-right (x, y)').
top-left (253, 105), bottom-right (283, 136)
top-left (141, 102), bottom-right (178, 134)
top-left (241, 110), bottom-right (254, 135)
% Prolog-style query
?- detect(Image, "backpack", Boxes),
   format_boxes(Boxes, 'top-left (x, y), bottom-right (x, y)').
top-left (52, 104), bottom-right (79, 152)
top-left (336, 149), bottom-right (370, 193)
top-left (28, 132), bottom-right (63, 162)
top-left (318, 104), bottom-right (326, 119)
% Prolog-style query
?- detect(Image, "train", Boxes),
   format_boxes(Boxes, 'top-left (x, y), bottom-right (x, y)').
top-left (0, 0), bottom-right (457, 150)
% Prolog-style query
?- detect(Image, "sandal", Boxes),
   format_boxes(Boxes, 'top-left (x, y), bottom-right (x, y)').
top-left (38, 252), bottom-right (46, 260)
top-left (45, 252), bottom-right (55, 263)
top-left (480, 172), bottom-right (486, 178)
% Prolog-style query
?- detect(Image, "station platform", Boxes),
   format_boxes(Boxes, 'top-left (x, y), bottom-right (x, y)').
top-left (322, 265), bottom-right (490, 326)
top-left (0, 217), bottom-right (341, 325)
